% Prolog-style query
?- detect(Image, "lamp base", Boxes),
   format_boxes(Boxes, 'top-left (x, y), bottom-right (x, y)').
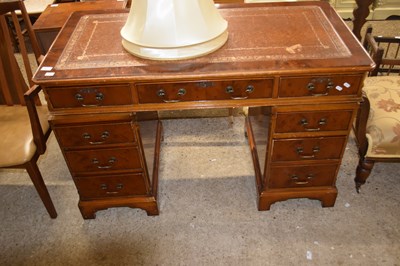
top-left (122, 31), bottom-right (228, 60)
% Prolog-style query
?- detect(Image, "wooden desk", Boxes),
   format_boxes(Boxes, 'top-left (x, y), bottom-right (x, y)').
top-left (33, 2), bottom-right (373, 219)
top-left (32, 0), bottom-right (126, 53)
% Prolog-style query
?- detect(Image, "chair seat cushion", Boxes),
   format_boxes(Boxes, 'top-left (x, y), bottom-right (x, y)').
top-left (363, 76), bottom-right (400, 158)
top-left (0, 105), bottom-right (49, 167)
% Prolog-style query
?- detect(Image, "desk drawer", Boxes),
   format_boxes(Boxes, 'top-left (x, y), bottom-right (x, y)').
top-left (75, 172), bottom-right (149, 200)
top-left (269, 164), bottom-right (338, 188)
top-left (271, 136), bottom-right (346, 162)
top-left (275, 109), bottom-right (353, 133)
top-left (54, 122), bottom-right (137, 148)
top-left (279, 75), bottom-right (362, 97)
top-left (65, 147), bottom-right (143, 174)
top-left (136, 79), bottom-right (273, 103)
top-left (46, 84), bottom-right (132, 108)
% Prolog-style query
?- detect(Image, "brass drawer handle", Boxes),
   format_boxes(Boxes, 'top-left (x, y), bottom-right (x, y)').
top-left (294, 181), bottom-right (309, 185)
top-left (291, 174), bottom-right (314, 185)
top-left (92, 157), bottom-right (117, 169)
top-left (100, 183), bottom-right (124, 194)
top-left (296, 146), bottom-right (320, 159)
top-left (82, 131), bottom-right (110, 145)
top-left (106, 191), bottom-right (120, 194)
top-left (300, 118), bottom-right (327, 131)
top-left (157, 88), bottom-right (186, 103)
top-left (75, 92), bottom-right (104, 107)
top-left (306, 78), bottom-right (333, 96)
top-left (225, 85), bottom-right (254, 100)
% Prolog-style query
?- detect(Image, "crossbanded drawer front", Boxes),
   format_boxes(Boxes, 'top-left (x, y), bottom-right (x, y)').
top-left (279, 75), bottom-right (362, 97)
top-left (136, 79), bottom-right (273, 103)
top-left (54, 122), bottom-right (137, 148)
top-left (269, 164), bottom-right (338, 188)
top-left (275, 110), bottom-right (353, 133)
top-left (46, 84), bottom-right (132, 108)
top-left (271, 136), bottom-right (346, 162)
top-left (65, 147), bottom-right (143, 173)
top-left (75, 173), bottom-right (149, 199)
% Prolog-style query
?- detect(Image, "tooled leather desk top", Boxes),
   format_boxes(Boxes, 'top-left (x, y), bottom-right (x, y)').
top-left (33, 2), bottom-right (374, 84)
top-left (57, 6), bottom-right (350, 69)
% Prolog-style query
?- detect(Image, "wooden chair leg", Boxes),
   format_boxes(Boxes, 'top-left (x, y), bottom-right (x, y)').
top-left (355, 158), bottom-right (375, 193)
top-left (25, 161), bottom-right (57, 218)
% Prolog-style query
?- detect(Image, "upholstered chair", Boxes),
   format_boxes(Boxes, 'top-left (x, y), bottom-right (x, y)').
top-left (353, 27), bottom-right (400, 192)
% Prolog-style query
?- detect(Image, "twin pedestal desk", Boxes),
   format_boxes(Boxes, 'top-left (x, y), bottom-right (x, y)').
top-left (33, 2), bottom-right (373, 219)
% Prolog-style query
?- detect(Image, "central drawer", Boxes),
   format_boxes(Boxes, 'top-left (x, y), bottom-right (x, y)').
top-left (64, 147), bottom-right (143, 174)
top-left (75, 172), bottom-right (149, 200)
top-left (136, 79), bottom-right (273, 103)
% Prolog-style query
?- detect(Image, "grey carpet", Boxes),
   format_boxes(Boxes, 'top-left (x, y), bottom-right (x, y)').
top-left (1, 20), bottom-right (399, 265)
top-left (1, 116), bottom-right (399, 265)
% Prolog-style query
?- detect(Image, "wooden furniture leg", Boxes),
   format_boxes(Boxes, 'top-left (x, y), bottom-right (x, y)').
top-left (25, 160), bottom-right (57, 218)
top-left (355, 159), bottom-right (375, 192)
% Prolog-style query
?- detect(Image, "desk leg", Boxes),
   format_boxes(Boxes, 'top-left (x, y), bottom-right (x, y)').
top-left (258, 188), bottom-right (338, 211)
top-left (78, 196), bottom-right (160, 219)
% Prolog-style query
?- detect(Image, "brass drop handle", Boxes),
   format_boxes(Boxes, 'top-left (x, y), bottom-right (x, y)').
top-left (225, 84), bottom-right (255, 99)
top-left (106, 183), bottom-right (124, 194)
top-left (291, 174), bottom-right (314, 185)
top-left (92, 157), bottom-right (117, 169)
top-left (296, 146), bottom-right (320, 159)
top-left (75, 92), bottom-right (104, 107)
top-left (300, 118), bottom-right (327, 131)
top-left (157, 88), bottom-right (186, 103)
top-left (100, 183), bottom-right (124, 194)
top-left (82, 131), bottom-right (110, 144)
top-left (306, 79), bottom-right (334, 96)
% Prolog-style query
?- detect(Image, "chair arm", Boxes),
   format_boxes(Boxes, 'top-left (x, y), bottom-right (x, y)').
top-left (363, 29), bottom-right (384, 77)
top-left (24, 85), bottom-right (48, 155)
top-left (354, 91), bottom-right (371, 158)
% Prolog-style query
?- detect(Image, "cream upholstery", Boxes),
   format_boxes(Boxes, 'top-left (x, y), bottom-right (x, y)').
top-left (363, 76), bottom-right (400, 158)
top-left (0, 105), bottom-right (49, 167)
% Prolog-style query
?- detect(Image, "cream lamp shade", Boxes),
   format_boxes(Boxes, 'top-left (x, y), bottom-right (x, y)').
top-left (120, 0), bottom-right (229, 60)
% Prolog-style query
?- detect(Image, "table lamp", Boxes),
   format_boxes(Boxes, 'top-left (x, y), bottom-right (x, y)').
top-left (120, 0), bottom-right (229, 60)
